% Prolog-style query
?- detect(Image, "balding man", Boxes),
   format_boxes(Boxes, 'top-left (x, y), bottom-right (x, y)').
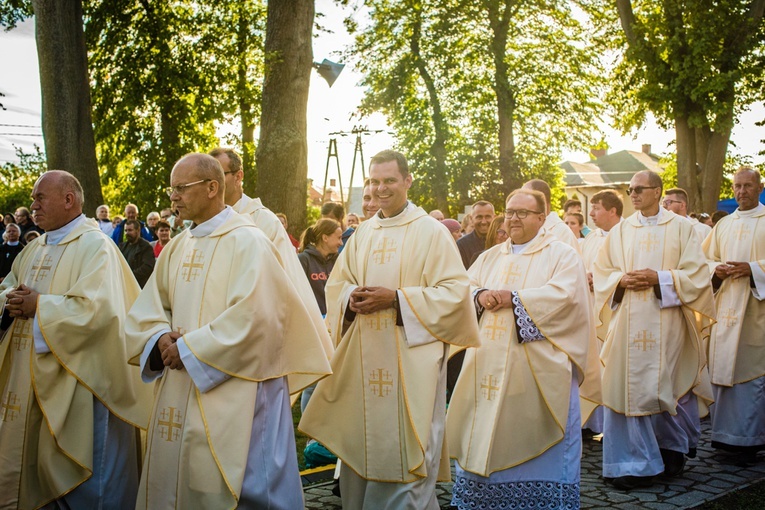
top-left (126, 153), bottom-right (330, 508)
top-left (523, 179), bottom-right (580, 252)
top-left (593, 170), bottom-right (714, 490)
top-left (703, 167), bottom-right (765, 465)
top-left (457, 200), bottom-right (495, 268)
top-left (112, 203), bottom-right (152, 244)
top-left (0, 171), bottom-right (152, 508)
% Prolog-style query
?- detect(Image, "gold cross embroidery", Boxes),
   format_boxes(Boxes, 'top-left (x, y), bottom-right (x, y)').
top-left (181, 249), bottom-right (204, 282)
top-left (365, 310), bottom-right (394, 331)
top-left (720, 308), bottom-right (738, 327)
top-left (482, 314), bottom-right (507, 341)
top-left (31, 255), bottom-right (53, 282)
top-left (501, 263), bottom-right (522, 285)
top-left (734, 224), bottom-right (751, 241)
top-left (369, 368), bottom-right (393, 397)
top-left (158, 407), bottom-right (183, 442)
top-left (638, 234), bottom-right (659, 253)
top-left (372, 238), bottom-right (397, 265)
top-left (481, 375), bottom-right (500, 401)
top-left (1, 392), bottom-right (21, 422)
top-left (12, 319), bottom-right (32, 351)
top-left (632, 330), bottom-right (657, 352)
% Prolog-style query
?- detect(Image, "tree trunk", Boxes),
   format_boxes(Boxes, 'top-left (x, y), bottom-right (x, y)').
top-left (487, 0), bottom-right (521, 198)
top-left (256, 0), bottom-right (313, 235)
top-left (33, 0), bottom-right (103, 209)
top-left (238, 1), bottom-right (257, 197)
top-left (409, 7), bottom-right (450, 215)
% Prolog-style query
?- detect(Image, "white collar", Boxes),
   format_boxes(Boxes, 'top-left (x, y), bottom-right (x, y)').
top-left (46, 214), bottom-right (87, 245)
top-left (189, 207), bottom-right (233, 238)
top-left (510, 229), bottom-right (541, 254)
top-left (737, 202), bottom-right (765, 218)
top-left (637, 207), bottom-right (664, 226)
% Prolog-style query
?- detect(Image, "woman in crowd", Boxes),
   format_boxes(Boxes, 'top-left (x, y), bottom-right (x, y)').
top-left (151, 220), bottom-right (173, 258)
top-left (297, 218), bottom-right (343, 317)
top-left (565, 212), bottom-right (586, 243)
top-left (0, 223), bottom-right (23, 282)
top-left (469, 215), bottom-right (508, 266)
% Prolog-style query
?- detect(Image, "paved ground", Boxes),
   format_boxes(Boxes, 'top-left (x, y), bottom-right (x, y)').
top-left (303, 418), bottom-right (765, 509)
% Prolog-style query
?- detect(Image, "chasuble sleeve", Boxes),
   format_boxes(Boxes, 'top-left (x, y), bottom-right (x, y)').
top-left (593, 224), bottom-right (628, 328)
top-left (179, 231), bottom-right (331, 383)
top-left (398, 223), bottom-right (480, 348)
top-left (34, 231), bottom-right (152, 427)
top-left (514, 244), bottom-right (592, 372)
top-left (667, 220), bottom-right (714, 305)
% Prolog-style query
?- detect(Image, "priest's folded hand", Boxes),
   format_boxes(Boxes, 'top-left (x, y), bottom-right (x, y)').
top-left (726, 261), bottom-right (752, 279)
top-left (349, 286), bottom-right (397, 314)
top-left (479, 289), bottom-right (512, 311)
top-left (161, 342), bottom-right (184, 370)
top-left (5, 284), bottom-right (38, 319)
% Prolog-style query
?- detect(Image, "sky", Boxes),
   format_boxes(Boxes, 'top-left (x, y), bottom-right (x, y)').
top-left (1, 2), bottom-right (764, 196)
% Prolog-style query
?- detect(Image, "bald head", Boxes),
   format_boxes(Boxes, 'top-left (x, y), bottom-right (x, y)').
top-left (635, 170), bottom-right (663, 189)
top-left (522, 179), bottom-right (551, 213)
top-left (31, 170), bottom-right (84, 231)
top-left (170, 153), bottom-right (226, 224)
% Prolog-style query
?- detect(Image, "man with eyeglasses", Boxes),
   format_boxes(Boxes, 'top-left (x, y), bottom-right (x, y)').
top-left (593, 170), bottom-right (715, 490)
top-left (447, 188), bottom-right (597, 510)
top-left (209, 147), bottom-right (333, 393)
top-left (522, 179), bottom-right (581, 253)
top-left (702, 167), bottom-right (765, 466)
top-left (126, 153), bottom-right (331, 508)
top-left (662, 188), bottom-right (712, 243)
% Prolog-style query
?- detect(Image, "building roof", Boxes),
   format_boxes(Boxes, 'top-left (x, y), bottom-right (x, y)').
top-left (562, 150), bottom-right (662, 188)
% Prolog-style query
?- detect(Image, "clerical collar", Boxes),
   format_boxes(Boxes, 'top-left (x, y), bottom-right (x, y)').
top-left (189, 206), bottom-right (233, 237)
top-left (45, 214), bottom-right (87, 246)
top-left (637, 207), bottom-right (664, 226)
top-left (737, 202), bottom-right (764, 218)
top-left (6, 241), bottom-right (19, 246)
top-left (377, 201), bottom-right (411, 219)
top-left (510, 229), bottom-right (542, 254)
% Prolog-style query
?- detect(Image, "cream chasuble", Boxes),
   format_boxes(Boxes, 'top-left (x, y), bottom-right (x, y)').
top-left (579, 228), bottom-right (611, 423)
top-left (703, 204), bottom-right (765, 386)
top-left (0, 219), bottom-right (150, 509)
top-left (232, 194), bottom-right (334, 396)
top-left (545, 213), bottom-right (582, 254)
top-left (299, 204), bottom-right (479, 483)
top-left (593, 210), bottom-right (715, 417)
top-left (447, 231), bottom-right (594, 476)
top-left (127, 211), bottom-right (330, 509)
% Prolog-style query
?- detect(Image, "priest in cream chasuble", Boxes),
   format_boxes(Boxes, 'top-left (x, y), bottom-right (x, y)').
top-left (0, 171), bottom-right (151, 509)
top-left (126, 153), bottom-right (331, 510)
top-left (213, 146), bottom-right (334, 398)
top-left (447, 189), bottom-right (595, 510)
top-left (579, 190), bottom-right (624, 433)
top-left (702, 168), bottom-right (765, 458)
top-left (299, 150), bottom-right (479, 509)
top-left (593, 171), bottom-right (715, 487)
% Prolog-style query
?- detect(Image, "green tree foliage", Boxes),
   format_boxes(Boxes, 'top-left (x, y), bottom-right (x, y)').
top-left (611, 0), bottom-right (765, 213)
top-left (347, 0), bottom-right (605, 216)
top-left (0, 0), bottom-right (31, 30)
top-left (0, 145), bottom-right (45, 214)
top-left (85, 0), bottom-right (267, 214)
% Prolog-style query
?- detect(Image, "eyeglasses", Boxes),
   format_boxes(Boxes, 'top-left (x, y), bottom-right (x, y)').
top-left (662, 198), bottom-right (683, 206)
top-left (496, 229), bottom-right (507, 236)
top-left (504, 209), bottom-right (543, 219)
top-left (626, 186), bottom-right (659, 195)
top-left (164, 179), bottom-right (211, 197)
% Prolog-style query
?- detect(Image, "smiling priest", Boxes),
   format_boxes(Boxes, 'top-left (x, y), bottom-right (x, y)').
top-left (299, 150), bottom-right (480, 509)
top-left (126, 153), bottom-right (331, 509)
top-left (447, 189), bottom-right (596, 510)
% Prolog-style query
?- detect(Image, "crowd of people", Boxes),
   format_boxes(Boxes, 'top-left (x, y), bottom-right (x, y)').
top-left (0, 147), bottom-right (762, 510)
